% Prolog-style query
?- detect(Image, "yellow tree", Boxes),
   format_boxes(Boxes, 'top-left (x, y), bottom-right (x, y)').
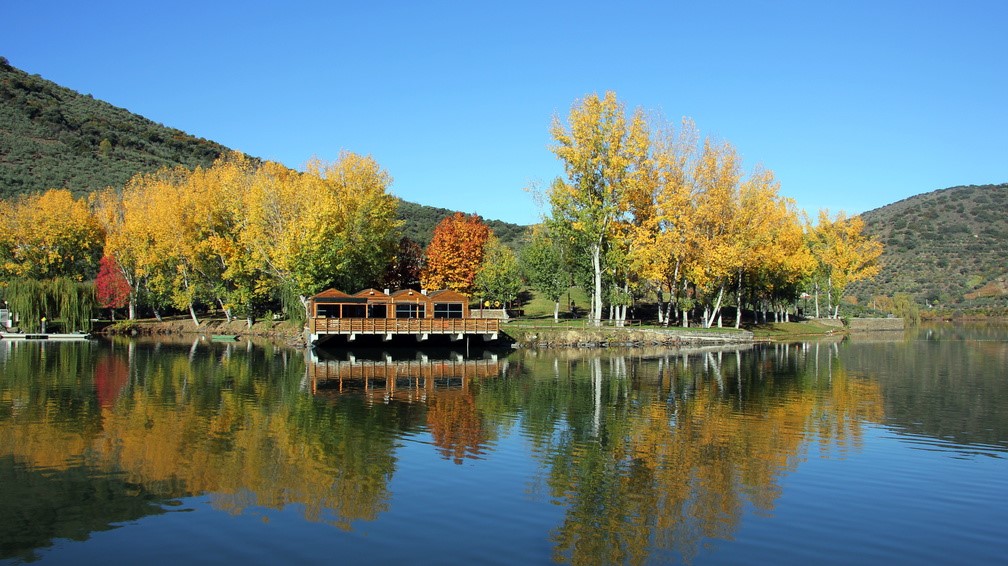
top-left (241, 153), bottom-right (400, 319)
top-left (549, 91), bottom-right (649, 325)
top-left (0, 189), bottom-right (104, 281)
top-left (690, 139), bottom-right (742, 327)
top-left (808, 210), bottom-right (883, 318)
top-left (631, 118), bottom-right (699, 326)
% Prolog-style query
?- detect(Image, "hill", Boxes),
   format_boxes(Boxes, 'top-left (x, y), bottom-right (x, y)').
top-left (0, 57), bottom-right (230, 199)
top-left (0, 57), bottom-right (527, 247)
top-left (850, 183), bottom-right (1008, 311)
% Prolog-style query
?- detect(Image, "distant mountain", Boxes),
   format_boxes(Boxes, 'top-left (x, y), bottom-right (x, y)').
top-left (0, 57), bottom-right (527, 246)
top-left (850, 183), bottom-right (1008, 310)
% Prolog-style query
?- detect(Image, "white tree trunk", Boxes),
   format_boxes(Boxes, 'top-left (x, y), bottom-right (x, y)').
top-left (553, 301), bottom-right (560, 323)
top-left (814, 283), bottom-right (821, 318)
top-left (591, 242), bottom-right (603, 326)
top-left (735, 270), bottom-right (743, 329)
top-left (705, 286), bottom-right (725, 329)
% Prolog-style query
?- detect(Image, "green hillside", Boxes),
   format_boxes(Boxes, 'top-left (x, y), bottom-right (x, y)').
top-left (0, 57), bottom-right (230, 199)
top-left (397, 200), bottom-right (528, 248)
top-left (850, 183), bottom-right (1008, 311)
top-left (0, 57), bottom-right (527, 246)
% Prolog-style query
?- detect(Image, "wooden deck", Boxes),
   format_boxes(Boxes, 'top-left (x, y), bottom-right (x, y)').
top-left (309, 317), bottom-right (499, 342)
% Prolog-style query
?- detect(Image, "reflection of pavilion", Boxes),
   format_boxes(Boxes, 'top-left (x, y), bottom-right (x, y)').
top-left (307, 349), bottom-right (505, 403)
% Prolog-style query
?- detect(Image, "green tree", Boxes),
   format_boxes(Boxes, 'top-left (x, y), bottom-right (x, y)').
top-left (475, 236), bottom-right (522, 309)
top-left (520, 227), bottom-right (569, 322)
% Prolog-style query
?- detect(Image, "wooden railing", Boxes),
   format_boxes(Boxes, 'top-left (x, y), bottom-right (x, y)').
top-left (310, 317), bottom-right (500, 335)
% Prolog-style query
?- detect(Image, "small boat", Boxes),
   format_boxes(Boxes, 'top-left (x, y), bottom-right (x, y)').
top-left (211, 334), bottom-right (240, 342)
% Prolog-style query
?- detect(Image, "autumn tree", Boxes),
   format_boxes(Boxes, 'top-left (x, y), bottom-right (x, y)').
top-left (808, 210), bottom-right (883, 318)
top-left (630, 118), bottom-right (699, 326)
top-left (95, 255), bottom-right (131, 320)
top-left (0, 189), bottom-right (104, 281)
top-left (242, 154), bottom-right (400, 320)
top-left (549, 91), bottom-right (649, 325)
top-left (421, 212), bottom-right (492, 295)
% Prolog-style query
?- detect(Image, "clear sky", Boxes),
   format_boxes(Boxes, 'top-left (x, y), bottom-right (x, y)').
top-left (3, 0), bottom-right (1005, 225)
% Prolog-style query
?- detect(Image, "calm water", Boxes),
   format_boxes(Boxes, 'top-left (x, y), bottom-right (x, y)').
top-left (1, 325), bottom-right (1006, 565)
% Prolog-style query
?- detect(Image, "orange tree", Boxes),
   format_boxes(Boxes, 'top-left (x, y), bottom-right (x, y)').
top-left (421, 213), bottom-right (492, 294)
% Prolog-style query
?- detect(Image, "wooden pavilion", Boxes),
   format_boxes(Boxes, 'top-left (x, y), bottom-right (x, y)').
top-left (307, 288), bottom-right (499, 344)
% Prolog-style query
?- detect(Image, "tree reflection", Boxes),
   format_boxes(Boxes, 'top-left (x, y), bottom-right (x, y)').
top-left (492, 343), bottom-right (884, 565)
top-left (0, 339), bottom-right (403, 554)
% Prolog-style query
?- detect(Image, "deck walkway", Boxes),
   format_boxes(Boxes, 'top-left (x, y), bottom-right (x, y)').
top-left (0, 332), bottom-right (92, 340)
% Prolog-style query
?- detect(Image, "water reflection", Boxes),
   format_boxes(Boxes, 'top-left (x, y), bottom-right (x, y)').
top-left (3, 332), bottom-right (1000, 564)
top-left (496, 342), bottom-right (883, 564)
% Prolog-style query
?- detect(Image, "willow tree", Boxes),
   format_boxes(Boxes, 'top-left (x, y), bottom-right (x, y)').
top-left (1, 278), bottom-right (94, 332)
top-left (549, 91), bottom-right (649, 325)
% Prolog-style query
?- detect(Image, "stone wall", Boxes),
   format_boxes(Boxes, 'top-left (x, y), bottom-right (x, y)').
top-left (848, 317), bottom-right (905, 331)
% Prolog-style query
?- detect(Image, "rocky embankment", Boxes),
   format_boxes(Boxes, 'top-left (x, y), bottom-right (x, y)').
top-left (504, 326), bottom-right (753, 349)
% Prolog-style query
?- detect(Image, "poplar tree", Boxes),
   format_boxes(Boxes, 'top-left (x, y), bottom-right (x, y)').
top-left (549, 91), bottom-right (649, 325)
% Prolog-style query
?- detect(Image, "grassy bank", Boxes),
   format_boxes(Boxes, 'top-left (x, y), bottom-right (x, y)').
top-left (103, 317), bottom-right (306, 347)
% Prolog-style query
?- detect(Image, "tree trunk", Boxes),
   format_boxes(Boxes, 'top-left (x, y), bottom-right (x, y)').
top-left (735, 270), bottom-right (743, 329)
top-left (591, 241), bottom-right (602, 326)
top-left (657, 288), bottom-right (665, 325)
top-left (827, 275), bottom-right (833, 318)
top-left (682, 307), bottom-right (689, 328)
top-left (218, 298), bottom-right (233, 322)
top-left (813, 288), bottom-right (818, 318)
top-left (153, 308), bottom-right (163, 322)
top-left (705, 285), bottom-right (725, 329)
top-left (188, 303), bottom-right (200, 327)
top-left (553, 301), bottom-right (559, 324)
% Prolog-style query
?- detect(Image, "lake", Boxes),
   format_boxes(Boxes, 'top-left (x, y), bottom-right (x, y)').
top-left (1, 324), bottom-right (1006, 565)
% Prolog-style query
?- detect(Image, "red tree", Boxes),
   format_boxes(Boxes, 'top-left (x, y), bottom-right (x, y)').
top-left (421, 213), bottom-right (492, 294)
top-left (96, 255), bottom-right (131, 320)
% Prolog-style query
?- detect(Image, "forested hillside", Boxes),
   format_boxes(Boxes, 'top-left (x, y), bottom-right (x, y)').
top-left (0, 57), bottom-right (229, 199)
top-left (850, 184), bottom-right (1008, 311)
top-left (0, 57), bottom-right (527, 245)
top-left (397, 200), bottom-right (528, 248)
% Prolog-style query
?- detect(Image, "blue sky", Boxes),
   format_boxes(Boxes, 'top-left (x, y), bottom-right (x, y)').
top-left (3, 0), bottom-right (1005, 225)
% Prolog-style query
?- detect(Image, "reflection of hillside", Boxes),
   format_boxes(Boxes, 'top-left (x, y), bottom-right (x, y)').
top-left (839, 324), bottom-right (1008, 449)
top-left (498, 343), bottom-right (884, 565)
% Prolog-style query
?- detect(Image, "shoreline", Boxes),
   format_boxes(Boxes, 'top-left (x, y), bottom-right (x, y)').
top-left (94, 317), bottom-right (910, 350)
